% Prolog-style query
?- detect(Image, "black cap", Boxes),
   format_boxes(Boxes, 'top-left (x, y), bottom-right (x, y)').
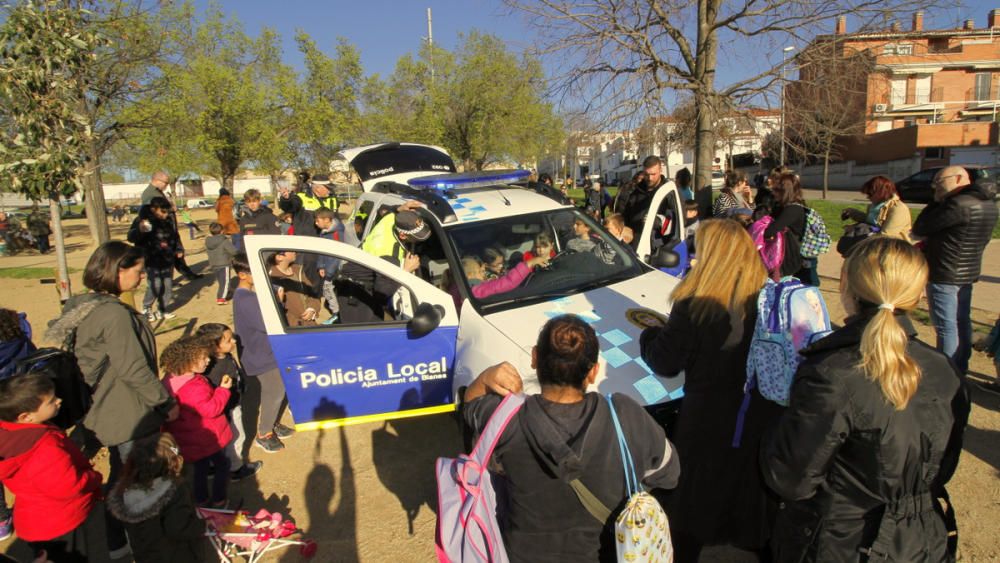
top-left (394, 211), bottom-right (431, 242)
top-left (311, 173), bottom-right (333, 186)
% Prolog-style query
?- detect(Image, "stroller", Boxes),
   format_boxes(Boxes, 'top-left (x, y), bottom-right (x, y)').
top-left (197, 507), bottom-right (317, 562)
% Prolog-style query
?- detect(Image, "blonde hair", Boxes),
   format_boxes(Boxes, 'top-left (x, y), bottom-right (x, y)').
top-left (461, 256), bottom-right (482, 279)
top-left (671, 219), bottom-right (767, 347)
top-left (843, 237), bottom-right (927, 410)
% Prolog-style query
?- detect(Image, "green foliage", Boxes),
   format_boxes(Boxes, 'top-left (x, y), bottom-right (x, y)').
top-left (0, 0), bottom-right (104, 200)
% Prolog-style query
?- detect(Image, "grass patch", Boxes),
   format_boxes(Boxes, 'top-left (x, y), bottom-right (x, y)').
top-left (0, 267), bottom-right (78, 279)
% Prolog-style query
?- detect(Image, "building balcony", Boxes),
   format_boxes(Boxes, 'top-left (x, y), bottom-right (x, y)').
top-left (872, 99), bottom-right (999, 121)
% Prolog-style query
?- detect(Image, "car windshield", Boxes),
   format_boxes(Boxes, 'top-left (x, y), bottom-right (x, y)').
top-left (446, 208), bottom-right (644, 312)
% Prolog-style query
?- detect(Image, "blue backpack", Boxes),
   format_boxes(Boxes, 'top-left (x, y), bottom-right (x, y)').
top-left (733, 277), bottom-right (832, 447)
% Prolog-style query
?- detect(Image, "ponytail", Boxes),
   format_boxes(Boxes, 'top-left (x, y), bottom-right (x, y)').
top-left (843, 237), bottom-right (928, 410)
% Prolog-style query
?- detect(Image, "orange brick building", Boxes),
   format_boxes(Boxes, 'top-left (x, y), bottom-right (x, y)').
top-left (787, 9), bottom-right (999, 167)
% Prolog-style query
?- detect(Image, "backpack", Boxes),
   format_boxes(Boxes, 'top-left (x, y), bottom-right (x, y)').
top-left (12, 329), bottom-right (96, 430)
top-left (748, 216), bottom-right (784, 275)
top-left (436, 393), bottom-right (525, 563)
top-left (733, 278), bottom-right (832, 447)
top-left (571, 395), bottom-right (673, 563)
top-left (800, 207), bottom-right (831, 258)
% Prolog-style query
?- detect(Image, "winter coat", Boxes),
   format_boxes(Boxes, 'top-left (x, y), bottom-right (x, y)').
top-left (640, 297), bottom-right (784, 548)
top-left (472, 261), bottom-right (532, 299)
top-left (462, 392), bottom-right (679, 562)
top-left (163, 373), bottom-right (232, 462)
top-left (46, 293), bottom-right (174, 447)
top-left (765, 203), bottom-right (806, 276)
top-left (0, 312), bottom-right (35, 380)
top-left (204, 354), bottom-right (243, 412)
top-left (127, 213), bottom-right (182, 269)
top-left (278, 188), bottom-right (337, 237)
top-left (761, 310), bottom-right (969, 563)
top-left (0, 421), bottom-right (102, 541)
top-left (214, 195), bottom-right (239, 235)
top-left (712, 189), bottom-right (753, 217)
top-left (106, 477), bottom-right (208, 563)
top-left (620, 176), bottom-right (667, 233)
top-left (238, 205), bottom-right (282, 236)
top-left (912, 183), bottom-right (998, 285)
top-left (204, 234), bottom-right (237, 268)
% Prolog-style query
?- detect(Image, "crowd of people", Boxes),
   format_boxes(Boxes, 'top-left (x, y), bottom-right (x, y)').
top-left (0, 160), bottom-right (996, 563)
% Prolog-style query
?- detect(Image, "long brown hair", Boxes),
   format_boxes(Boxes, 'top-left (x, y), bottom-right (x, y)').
top-left (843, 237), bottom-right (927, 409)
top-left (772, 173), bottom-right (805, 207)
top-left (671, 219), bottom-right (768, 346)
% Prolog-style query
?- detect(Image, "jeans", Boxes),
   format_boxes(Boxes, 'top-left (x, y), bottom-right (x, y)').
top-left (193, 449), bottom-right (230, 505)
top-left (927, 282), bottom-right (973, 373)
top-left (143, 267), bottom-right (173, 312)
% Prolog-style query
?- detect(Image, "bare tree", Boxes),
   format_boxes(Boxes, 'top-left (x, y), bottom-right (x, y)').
top-left (785, 40), bottom-right (875, 198)
top-left (505, 0), bottom-right (952, 215)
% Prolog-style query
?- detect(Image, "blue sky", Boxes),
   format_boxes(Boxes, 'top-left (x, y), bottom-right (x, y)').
top-left (195, 0), bottom-right (998, 104)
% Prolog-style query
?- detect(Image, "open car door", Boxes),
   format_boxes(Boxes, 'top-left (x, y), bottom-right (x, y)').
top-left (244, 235), bottom-right (459, 430)
top-left (635, 181), bottom-right (688, 277)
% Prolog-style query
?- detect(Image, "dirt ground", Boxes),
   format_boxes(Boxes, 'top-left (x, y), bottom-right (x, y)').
top-left (1, 208), bottom-right (998, 562)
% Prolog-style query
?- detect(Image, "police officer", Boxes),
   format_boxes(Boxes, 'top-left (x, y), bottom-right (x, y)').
top-left (336, 203), bottom-right (429, 323)
top-left (278, 173), bottom-right (338, 238)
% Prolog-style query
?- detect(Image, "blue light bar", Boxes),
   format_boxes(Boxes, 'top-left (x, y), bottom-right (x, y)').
top-left (408, 169), bottom-right (530, 190)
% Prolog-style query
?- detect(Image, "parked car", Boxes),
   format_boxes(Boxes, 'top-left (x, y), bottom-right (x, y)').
top-left (896, 165), bottom-right (999, 203)
top-left (711, 170), bottom-right (725, 190)
top-left (185, 198), bottom-right (214, 209)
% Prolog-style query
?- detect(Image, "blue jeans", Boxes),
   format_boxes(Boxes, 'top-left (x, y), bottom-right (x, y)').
top-left (927, 283), bottom-right (973, 373)
top-left (143, 267), bottom-right (173, 312)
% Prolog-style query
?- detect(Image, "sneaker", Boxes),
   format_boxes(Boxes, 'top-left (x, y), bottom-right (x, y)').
top-left (216, 298), bottom-right (227, 305)
top-left (255, 433), bottom-right (284, 453)
top-left (0, 516), bottom-right (12, 541)
top-left (273, 423), bottom-right (296, 439)
top-left (143, 309), bottom-right (158, 322)
top-left (230, 460), bottom-right (263, 482)
top-left (162, 312), bottom-right (177, 320)
top-left (108, 541), bottom-right (131, 559)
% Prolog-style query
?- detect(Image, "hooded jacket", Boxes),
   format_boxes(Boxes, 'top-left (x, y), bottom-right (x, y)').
top-left (127, 211), bottom-right (182, 269)
top-left (0, 421), bottom-right (102, 541)
top-left (106, 477), bottom-right (207, 563)
top-left (214, 194), bottom-right (239, 235)
top-left (0, 312), bottom-right (35, 380)
top-left (912, 183), bottom-right (998, 285)
top-left (762, 311), bottom-right (969, 563)
top-left (204, 234), bottom-right (237, 268)
top-left (163, 373), bottom-right (232, 462)
top-left (463, 392), bottom-right (679, 562)
top-left (46, 293), bottom-right (175, 447)
top-left (237, 205), bottom-right (282, 236)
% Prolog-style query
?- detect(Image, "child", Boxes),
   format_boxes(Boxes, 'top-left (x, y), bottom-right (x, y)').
top-left (683, 199), bottom-right (700, 244)
top-left (232, 253), bottom-right (294, 454)
top-left (603, 213), bottom-right (634, 244)
top-left (106, 433), bottom-right (208, 562)
top-left (522, 232), bottom-right (555, 263)
top-left (566, 217), bottom-right (597, 253)
top-left (280, 212), bottom-right (294, 236)
top-left (268, 250), bottom-right (321, 327)
top-left (314, 208), bottom-right (344, 322)
top-left (238, 189), bottom-right (282, 237)
top-left (195, 323), bottom-right (263, 480)
top-left (128, 196), bottom-right (182, 321)
top-left (160, 336), bottom-right (233, 507)
top-left (481, 247), bottom-right (507, 281)
top-left (0, 373), bottom-right (102, 562)
top-left (205, 222), bottom-right (238, 305)
top-left (179, 208), bottom-right (201, 240)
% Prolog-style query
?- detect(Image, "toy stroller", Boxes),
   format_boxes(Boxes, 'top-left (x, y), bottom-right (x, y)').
top-left (197, 507), bottom-right (317, 562)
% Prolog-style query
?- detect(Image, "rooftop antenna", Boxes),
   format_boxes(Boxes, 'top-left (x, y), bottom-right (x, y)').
top-left (426, 8), bottom-right (434, 82)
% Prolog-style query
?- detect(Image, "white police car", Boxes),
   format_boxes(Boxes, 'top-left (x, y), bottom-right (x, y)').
top-left (244, 143), bottom-right (688, 430)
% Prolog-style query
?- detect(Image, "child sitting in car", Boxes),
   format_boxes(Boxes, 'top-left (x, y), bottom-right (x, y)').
top-left (522, 232), bottom-right (556, 263)
top-left (453, 253), bottom-right (550, 307)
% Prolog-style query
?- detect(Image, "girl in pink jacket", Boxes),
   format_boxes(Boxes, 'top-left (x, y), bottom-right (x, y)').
top-left (160, 336), bottom-right (233, 508)
top-left (462, 253), bottom-right (550, 301)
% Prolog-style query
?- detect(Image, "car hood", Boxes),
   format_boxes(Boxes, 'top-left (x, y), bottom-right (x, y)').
top-left (482, 270), bottom-right (685, 405)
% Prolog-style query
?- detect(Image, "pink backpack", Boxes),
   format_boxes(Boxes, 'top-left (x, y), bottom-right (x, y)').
top-left (435, 393), bottom-right (525, 563)
top-left (749, 216), bottom-right (785, 276)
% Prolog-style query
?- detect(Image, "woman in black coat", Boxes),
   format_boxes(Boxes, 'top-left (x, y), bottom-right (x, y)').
top-left (762, 237), bottom-right (969, 562)
top-left (640, 219), bottom-right (784, 561)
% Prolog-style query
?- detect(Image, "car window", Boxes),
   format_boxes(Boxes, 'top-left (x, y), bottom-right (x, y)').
top-left (446, 208), bottom-right (643, 311)
top-left (909, 170), bottom-right (937, 183)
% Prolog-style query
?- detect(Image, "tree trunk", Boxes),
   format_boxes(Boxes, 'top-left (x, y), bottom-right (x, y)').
top-left (693, 0), bottom-right (720, 218)
top-left (822, 145), bottom-right (831, 200)
top-left (81, 142), bottom-right (110, 245)
top-left (48, 197), bottom-right (72, 302)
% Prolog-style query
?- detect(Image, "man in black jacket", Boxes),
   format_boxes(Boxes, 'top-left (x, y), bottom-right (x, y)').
top-left (913, 166), bottom-right (999, 373)
top-left (620, 155), bottom-right (667, 236)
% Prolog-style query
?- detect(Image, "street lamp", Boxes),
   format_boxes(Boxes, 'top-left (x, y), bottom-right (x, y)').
top-left (779, 45), bottom-right (795, 168)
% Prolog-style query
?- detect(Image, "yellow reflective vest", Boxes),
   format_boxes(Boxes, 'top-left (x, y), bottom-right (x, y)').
top-left (361, 214), bottom-right (405, 263)
top-left (296, 191), bottom-right (337, 213)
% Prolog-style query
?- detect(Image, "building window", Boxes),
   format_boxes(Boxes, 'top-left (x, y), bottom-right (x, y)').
top-left (925, 147), bottom-right (945, 159)
top-left (914, 76), bottom-right (931, 104)
top-left (974, 73), bottom-right (992, 101)
top-left (890, 78), bottom-right (907, 106)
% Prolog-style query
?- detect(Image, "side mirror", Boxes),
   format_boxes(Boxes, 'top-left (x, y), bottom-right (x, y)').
top-left (407, 302), bottom-right (444, 338)
top-left (650, 246), bottom-right (681, 269)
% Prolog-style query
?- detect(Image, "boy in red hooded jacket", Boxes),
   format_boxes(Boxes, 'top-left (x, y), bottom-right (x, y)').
top-left (0, 372), bottom-right (102, 562)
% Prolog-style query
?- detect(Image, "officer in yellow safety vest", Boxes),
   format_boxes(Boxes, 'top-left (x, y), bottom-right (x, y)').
top-left (278, 173), bottom-right (338, 237)
top-left (336, 203), bottom-right (430, 323)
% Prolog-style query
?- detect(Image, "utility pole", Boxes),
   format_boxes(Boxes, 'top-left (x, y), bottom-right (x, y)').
top-left (427, 8), bottom-right (434, 82)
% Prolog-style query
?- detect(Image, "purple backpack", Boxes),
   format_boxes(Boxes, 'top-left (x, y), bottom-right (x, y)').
top-left (749, 216), bottom-right (784, 276)
top-left (436, 393), bottom-right (525, 563)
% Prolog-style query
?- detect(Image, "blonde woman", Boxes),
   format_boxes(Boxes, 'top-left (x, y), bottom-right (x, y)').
top-left (640, 219), bottom-right (782, 561)
top-left (762, 237), bottom-right (968, 562)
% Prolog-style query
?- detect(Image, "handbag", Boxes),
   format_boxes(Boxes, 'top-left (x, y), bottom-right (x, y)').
top-left (569, 395), bottom-right (673, 562)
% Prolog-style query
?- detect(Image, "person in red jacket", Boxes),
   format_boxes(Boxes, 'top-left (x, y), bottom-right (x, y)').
top-left (0, 372), bottom-right (102, 562)
top-left (160, 336), bottom-right (233, 508)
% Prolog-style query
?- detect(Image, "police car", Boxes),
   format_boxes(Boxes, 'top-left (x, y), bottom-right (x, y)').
top-left (244, 143), bottom-right (689, 430)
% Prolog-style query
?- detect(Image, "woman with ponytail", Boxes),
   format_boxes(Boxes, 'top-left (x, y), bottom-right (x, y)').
top-left (762, 236), bottom-right (969, 562)
top-left (463, 314), bottom-right (679, 562)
